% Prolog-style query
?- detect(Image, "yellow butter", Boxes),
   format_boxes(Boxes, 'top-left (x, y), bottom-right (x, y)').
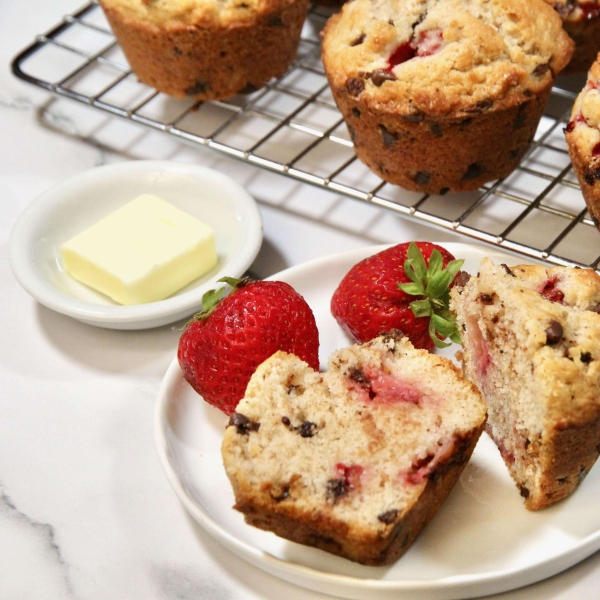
top-left (61, 194), bottom-right (217, 305)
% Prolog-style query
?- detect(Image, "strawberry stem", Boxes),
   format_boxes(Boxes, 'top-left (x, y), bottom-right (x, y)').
top-left (398, 243), bottom-right (464, 348)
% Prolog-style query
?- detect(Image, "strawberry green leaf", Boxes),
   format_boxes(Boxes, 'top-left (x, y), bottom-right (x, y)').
top-left (193, 276), bottom-right (250, 321)
top-left (398, 281), bottom-right (425, 296)
top-left (431, 313), bottom-right (457, 337)
top-left (399, 243), bottom-right (465, 348)
top-left (410, 298), bottom-right (432, 317)
top-left (428, 249), bottom-right (444, 277)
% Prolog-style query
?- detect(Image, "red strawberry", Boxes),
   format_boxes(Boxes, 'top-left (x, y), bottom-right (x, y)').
top-left (330, 242), bottom-right (464, 351)
top-left (178, 277), bottom-right (319, 415)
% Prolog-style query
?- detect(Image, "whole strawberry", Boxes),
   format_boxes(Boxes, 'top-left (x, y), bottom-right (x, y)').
top-left (178, 277), bottom-right (320, 415)
top-left (331, 242), bottom-right (464, 351)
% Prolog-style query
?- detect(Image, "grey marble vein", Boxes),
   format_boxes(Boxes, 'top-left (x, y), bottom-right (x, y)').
top-left (1, 485), bottom-right (75, 598)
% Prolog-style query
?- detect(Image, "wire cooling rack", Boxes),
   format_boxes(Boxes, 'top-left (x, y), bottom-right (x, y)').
top-left (11, 0), bottom-right (600, 268)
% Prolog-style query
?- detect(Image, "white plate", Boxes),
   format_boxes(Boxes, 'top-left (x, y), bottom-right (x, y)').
top-left (155, 242), bottom-right (600, 599)
top-left (8, 160), bottom-right (263, 329)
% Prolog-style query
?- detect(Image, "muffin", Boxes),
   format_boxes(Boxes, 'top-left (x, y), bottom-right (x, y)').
top-left (98, 0), bottom-right (309, 101)
top-left (320, 0), bottom-right (574, 194)
top-left (546, 0), bottom-right (600, 74)
top-left (221, 331), bottom-right (486, 565)
top-left (565, 56), bottom-right (600, 225)
top-left (451, 259), bottom-right (600, 510)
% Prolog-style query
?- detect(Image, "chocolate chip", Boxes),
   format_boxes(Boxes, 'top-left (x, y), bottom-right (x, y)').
top-left (429, 122), bottom-right (443, 137)
top-left (298, 420), bottom-right (317, 438)
top-left (557, 476), bottom-right (568, 484)
top-left (350, 33), bottom-right (366, 46)
top-left (519, 485), bottom-right (530, 498)
top-left (381, 329), bottom-right (405, 345)
top-left (352, 107), bottom-right (361, 118)
top-left (439, 187), bottom-right (450, 195)
top-left (377, 509), bottom-right (399, 524)
top-left (378, 124), bottom-right (397, 148)
top-left (513, 103), bottom-right (529, 130)
top-left (346, 78), bottom-right (364, 97)
top-left (461, 163), bottom-right (485, 180)
top-left (533, 63), bottom-right (550, 77)
top-left (185, 80), bottom-right (209, 95)
top-left (349, 367), bottom-right (369, 385)
top-left (370, 69), bottom-right (397, 86)
top-left (271, 483), bottom-right (290, 502)
top-left (545, 320), bottom-right (563, 345)
top-left (581, 351), bottom-right (593, 363)
top-left (453, 271), bottom-right (471, 289)
top-left (413, 171), bottom-right (431, 185)
top-left (584, 168), bottom-right (600, 185)
top-left (402, 113), bottom-right (424, 123)
top-left (173, 47), bottom-right (182, 56)
top-left (238, 83), bottom-right (258, 94)
top-left (228, 412), bottom-right (260, 434)
top-left (501, 263), bottom-right (516, 277)
top-left (268, 15), bottom-right (283, 26)
top-left (326, 478), bottom-right (347, 502)
top-left (479, 293), bottom-right (494, 305)
top-left (281, 416), bottom-right (291, 426)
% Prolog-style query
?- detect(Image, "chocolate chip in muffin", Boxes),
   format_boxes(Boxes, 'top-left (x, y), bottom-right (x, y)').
top-left (413, 171), bottom-right (431, 185)
top-left (352, 107), bottom-right (361, 118)
top-left (369, 69), bottom-right (397, 86)
top-left (545, 320), bottom-right (563, 345)
top-left (581, 351), bottom-right (593, 363)
top-left (429, 122), bottom-right (443, 137)
top-left (346, 77), bottom-right (365, 97)
top-left (185, 80), bottom-right (210, 95)
top-left (377, 509), bottom-right (399, 524)
top-left (268, 15), bottom-right (283, 26)
top-left (378, 124), bottom-right (398, 148)
top-left (461, 163), bottom-right (485, 180)
top-left (350, 33), bottom-right (366, 46)
top-left (501, 264), bottom-right (516, 277)
top-left (402, 112), bottom-right (424, 123)
top-left (326, 478), bottom-right (347, 502)
top-left (513, 103), bottom-right (529, 129)
top-left (229, 412), bottom-right (260, 434)
top-left (298, 420), bottom-right (318, 438)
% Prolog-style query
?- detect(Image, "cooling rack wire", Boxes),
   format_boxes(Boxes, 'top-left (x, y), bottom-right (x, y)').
top-left (11, 0), bottom-right (600, 268)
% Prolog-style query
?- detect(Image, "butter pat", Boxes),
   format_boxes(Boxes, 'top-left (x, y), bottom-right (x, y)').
top-left (61, 194), bottom-right (217, 305)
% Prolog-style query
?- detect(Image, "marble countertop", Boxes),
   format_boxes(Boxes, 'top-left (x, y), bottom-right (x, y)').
top-left (3, 1), bottom-right (600, 599)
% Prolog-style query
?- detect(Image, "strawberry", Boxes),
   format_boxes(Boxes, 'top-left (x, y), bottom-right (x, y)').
top-left (330, 242), bottom-right (464, 351)
top-left (177, 277), bottom-right (319, 415)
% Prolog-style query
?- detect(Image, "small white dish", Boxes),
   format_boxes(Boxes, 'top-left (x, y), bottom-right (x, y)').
top-left (8, 160), bottom-right (263, 329)
top-left (155, 242), bottom-right (600, 600)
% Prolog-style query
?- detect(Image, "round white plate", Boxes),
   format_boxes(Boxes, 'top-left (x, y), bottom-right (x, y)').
top-left (155, 242), bottom-right (600, 599)
top-left (8, 160), bottom-right (263, 329)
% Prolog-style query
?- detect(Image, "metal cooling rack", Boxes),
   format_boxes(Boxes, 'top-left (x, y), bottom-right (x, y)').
top-left (11, 0), bottom-right (600, 268)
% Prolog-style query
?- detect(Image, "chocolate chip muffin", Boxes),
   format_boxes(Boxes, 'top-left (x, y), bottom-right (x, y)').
top-left (221, 332), bottom-right (486, 565)
top-left (320, 0), bottom-right (574, 194)
top-left (565, 56), bottom-right (600, 225)
top-left (545, 0), bottom-right (600, 74)
top-left (99, 0), bottom-right (309, 101)
top-left (451, 259), bottom-right (600, 510)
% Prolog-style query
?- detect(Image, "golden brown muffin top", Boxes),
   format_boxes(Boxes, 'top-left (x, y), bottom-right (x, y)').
top-left (321, 0), bottom-right (574, 117)
top-left (100, 0), bottom-right (296, 27)
top-left (542, 0), bottom-right (600, 23)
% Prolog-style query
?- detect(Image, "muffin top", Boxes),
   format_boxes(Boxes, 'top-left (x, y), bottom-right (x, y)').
top-left (566, 59), bottom-right (600, 156)
top-left (321, 0), bottom-right (574, 117)
top-left (544, 0), bottom-right (600, 24)
top-left (100, 0), bottom-right (295, 27)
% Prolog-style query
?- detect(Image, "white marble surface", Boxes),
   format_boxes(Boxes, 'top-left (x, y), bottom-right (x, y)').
top-left (3, 1), bottom-right (600, 599)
